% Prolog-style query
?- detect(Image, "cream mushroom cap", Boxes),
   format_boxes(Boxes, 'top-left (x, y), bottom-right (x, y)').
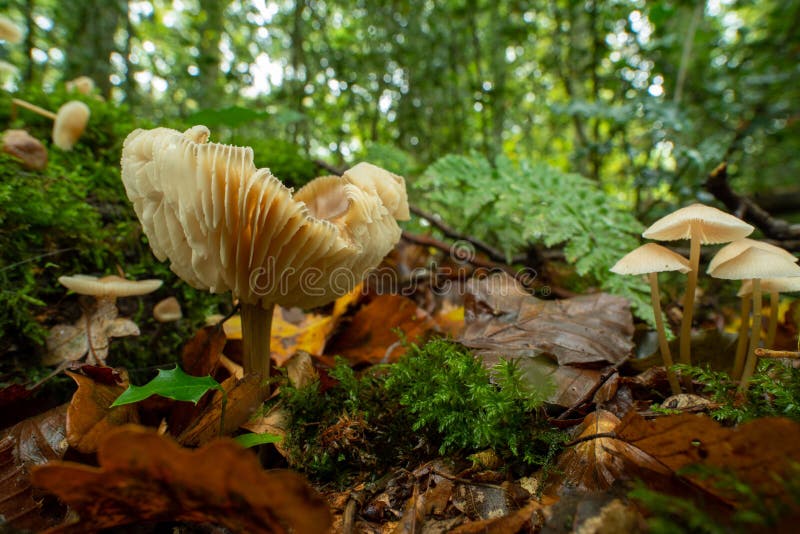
top-left (66, 76), bottom-right (95, 95)
top-left (59, 275), bottom-right (162, 298)
top-left (708, 238), bottom-right (796, 273)
top-left (708, 248), bottom-right (800, 280)
top-left (52, 101), bottom-right (90, 150)
top-left (610, 243), bottom-right (691, 276)
top-left (120, 125), bottom-right (409, 309)
top-left (153, 296), bottom-right (182, 322)
top-left (643, 203), bottom-right (754, 244)
top-left (739, 277), bottom-right (800, 297)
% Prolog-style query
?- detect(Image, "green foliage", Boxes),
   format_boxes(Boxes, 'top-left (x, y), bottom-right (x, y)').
top-left (233, 432), bottom-right (283, 449)
top-left (678, 361), bottom-right (800, 424)
top-left (414, 154), bottom-right (652, 324)
top-left (230, 135), bottom-right (318, 188)
top-left (280, 340), bottom-right (565, 481)
top-left (111, 365), bottom-right (224, 407)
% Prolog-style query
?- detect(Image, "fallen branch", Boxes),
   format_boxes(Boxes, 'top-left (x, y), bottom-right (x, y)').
top-left (705, 162), bottom-right (800, 245)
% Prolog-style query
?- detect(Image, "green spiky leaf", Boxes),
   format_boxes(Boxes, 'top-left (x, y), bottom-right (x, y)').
top-left (111, 365), bottom-right (223, 407)
top-left (233, 433), bottom-right (283, 448)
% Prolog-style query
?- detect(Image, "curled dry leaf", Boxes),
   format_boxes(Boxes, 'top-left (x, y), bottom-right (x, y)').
top-left (31, 425), bottom-right (332, 533)
top-left (65, 371), bottom-right (139, 454)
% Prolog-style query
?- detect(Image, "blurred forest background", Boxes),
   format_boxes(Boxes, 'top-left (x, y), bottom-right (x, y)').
top-left (1, 0), bottom-right (799, 374)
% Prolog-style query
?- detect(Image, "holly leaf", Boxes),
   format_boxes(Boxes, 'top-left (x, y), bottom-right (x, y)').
top-left (233, 432), bottom-right (282, 448)
top-left (110, 366), bottom-right (223, 407)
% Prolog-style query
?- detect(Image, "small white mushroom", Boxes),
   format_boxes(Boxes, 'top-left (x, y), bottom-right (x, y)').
top-left (65, 76), bottom-right (95, 95)
top-left (153, 296), bottom-right (182, 323)
top-left (10, 99), bottom-right (90, 151)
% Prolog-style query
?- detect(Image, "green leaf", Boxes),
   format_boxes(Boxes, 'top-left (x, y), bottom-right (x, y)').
top-left (233, 433), bottom-right (283, 448)
top-left (110, 365), bottom-right (224, 407)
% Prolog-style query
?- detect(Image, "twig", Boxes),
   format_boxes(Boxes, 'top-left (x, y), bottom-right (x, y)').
top-left (706, 163), bottom-right (800, 245)
top-left (312, 159), bottom-right (344, 176)
top-left (556, 356), bottom-right (630, 421)
top-left (755, 348), bottom-right (800, 359)
top-left (431, 468), bottom-right (507, 490)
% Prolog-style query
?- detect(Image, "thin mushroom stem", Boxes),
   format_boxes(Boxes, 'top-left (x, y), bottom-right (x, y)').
top-left (649, 272), bottom-right (681, 395)
top-left (732, 295), bottom-right (751, 380)
top-left (739, 279), bottom-right (762, 391)
top-left (240, 301), bottom-right (275, 397)
top-left (766, 290), bottom-right (780, 349)
top-left (11, 98), bottom-right (57, 120)
top-left (679, 226), bottom-right (700, 390)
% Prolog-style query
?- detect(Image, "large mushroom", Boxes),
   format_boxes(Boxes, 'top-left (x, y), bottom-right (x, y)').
top-left (611, 243), bottom-right (689, 395)
top-left (643, 204), bottom-right (753, 374)
top-left (708, 247), bottom-right (800, 390)
top-left (10, 98), bottom-right (90, 150)
top-left (120, 125), bottom-right (409, 396)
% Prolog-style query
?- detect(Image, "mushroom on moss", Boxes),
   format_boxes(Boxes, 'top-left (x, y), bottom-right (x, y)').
top-left (10, 99), bottom-right (90, 150)
top-left (66, 76), bottom-right (95, 95)
top-left (2, 129), bottom-right (47, 170)
top-left (611, 243), bottom-right (689, 395)
top-left (643, 204), bottom-right (753, 375)
top-left (120, 125), bottom-right (409, 396)
top-left (708, 247), bottom-right (800, 390)
top-left (153, 296), bottom-right (182, 323)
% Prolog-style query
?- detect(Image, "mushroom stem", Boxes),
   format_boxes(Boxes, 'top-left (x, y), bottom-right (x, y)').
top-left (732, 295), bottom-right (751, 380)
top-left (11, 98), bottom-right (57, 120)
top-left (679, 228), bottom-right (700, 389)
top-left (649, 272), bottom-right (681, 395)
top-left (240, 301), bottom-right (274, 396)
top-left (739, 279), bottom-right (762, 391)
top-left (766, 290), bottom-right (780, 349)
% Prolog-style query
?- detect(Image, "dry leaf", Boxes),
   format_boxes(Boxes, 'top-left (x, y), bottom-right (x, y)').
top-left (31, 425), bottom-right (332, 533)
top-left (65, 371), bottom-right (139, 453)
top-left (326, 294), bottom-right (437, 365)
top-left (44, 299), bottom-right (140, 366)
top-left (450, 497), bottom-right (554, 534)
top-left (461, 274), bottom-right (634, 367)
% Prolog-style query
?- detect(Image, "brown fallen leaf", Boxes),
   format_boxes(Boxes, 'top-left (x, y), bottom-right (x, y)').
top-left (31, 425), bottom-right (332, 533)
top-left (326, 294), bottom-right (437, 365)
top-left (65, 371), bottom-right (139, 453)
top-left (0, 404), bottom-right (69, 531)
top-left (450, 497), bottom-right (555, 534)
top-left (617, 412), bottom-right (800, 505)
top-left (461, 273), bottom-right (634, 367)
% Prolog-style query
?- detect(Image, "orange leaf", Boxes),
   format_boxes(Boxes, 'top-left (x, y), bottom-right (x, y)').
top-left (31, 425), bottom-right (332, 533)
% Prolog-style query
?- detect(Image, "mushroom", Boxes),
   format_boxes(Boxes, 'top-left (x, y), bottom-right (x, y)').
top-left (708, 247), bottom-right (800, 390)
top-left (66, 76), bottom-right (95, 95)
top-left (48, 275), bottom-right (162, 365)
top-left (10, 99), bottom-right (90, 150)
top-left (611, 243), bottom-right (689, 395)
top-left (0, 16), bottom-right (22, 44)
top-left (643, 203), bottom-right (753, 374)
top-left (2, 129), bottom-right (47, 170)
top-left (733, 282), bottom-right (754, 380)
top-left (741, 277), bottom-right (800, 349)
top-left (153, 296), bottom-right (183, 323)
top-left (120, 125), bottom-right (409, 396)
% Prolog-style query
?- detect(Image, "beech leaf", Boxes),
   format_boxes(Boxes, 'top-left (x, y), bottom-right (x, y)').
top-left (110, 365), bottom-right (223, 407)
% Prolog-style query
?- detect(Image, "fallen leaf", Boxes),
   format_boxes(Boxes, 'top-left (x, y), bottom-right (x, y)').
top-left (514, 355), bottom-right (602, 407)
top-left (461, 274), bottom-right (634, 367)
top-left (2, 129), bottom-right (47, 170)
top-left (326, 294), bottom-right (437, 365)
top-left (65, 371), bottom-right (139, 453)
top-left (180, 325), bottom-right (227, 376)
top-left (110, 365), bottom-right (223, 407)
top-left (434, 302), bottom-right (465, 337)
top-left (450, 497), bottom-right (553, 534)
top-left (31, 425), bottom-right (332, 533)
top-left (0, 405), bottom-right (68, 531)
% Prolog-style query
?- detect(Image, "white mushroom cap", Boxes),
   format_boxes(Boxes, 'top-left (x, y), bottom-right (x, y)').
top-left (643, 203), bottom-right (754, 244)
top-left (0, 16), bottom-right (22, 44)
top-left (708, 247), bottom-right (800, 280)
top-left (610, 243), bottom-right (691, 275)
top-left (52, 101), bottom-right (90, 150)
top-left (739, 277), bottom-right (800, 297)
top-left (153, 296), bottom-right (182, 322)
top-left (65, 76), bottom-right (95, 95)
top-left (708, 238), bottom-right (796, 273)
top-left (121, 126), bottom-right (409, 309)
top-left (59, 275), bottom-right (162, 298)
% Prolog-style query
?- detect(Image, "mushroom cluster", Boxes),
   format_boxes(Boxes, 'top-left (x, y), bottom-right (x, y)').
top-left (121, 125), bottom-right (409, 395)
top-left (612, 202), bottom-right (800, 391)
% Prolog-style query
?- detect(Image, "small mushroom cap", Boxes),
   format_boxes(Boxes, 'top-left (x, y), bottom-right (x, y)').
top-left (708, 247), bottom-right (800, 281)
top-left (610, 243), bottom-right (691, 275)
top-left (739, 277), bottom-right (800, 297)
top-left (121, 126), bottom-right (409, 309)
top-left (59, 275), bottom-right (162, 298)
top-left (153, 296), bottom-right (182, 322)
top-left (0, 16), bottom-right (22, 44)
top-left (2, 129), bottom-right (47, 170)
top-left (52, 101), bottom-right (90, 150)
top-left (708, 238), bottom-right (796, 273)
top-left (643, 203), bottom-right (754, 244)
top-left (65, 76), bottom-right (95, 95)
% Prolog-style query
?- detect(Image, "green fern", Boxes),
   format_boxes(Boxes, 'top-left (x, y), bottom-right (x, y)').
top-left (414, 154), bottom-right (652, 324)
